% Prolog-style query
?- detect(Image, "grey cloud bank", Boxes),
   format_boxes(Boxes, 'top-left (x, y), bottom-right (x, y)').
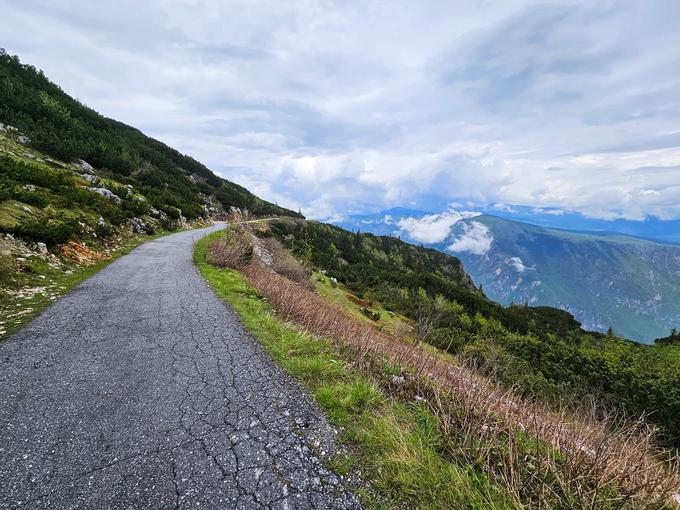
top-left (2, 0), bottom-right (679, 220)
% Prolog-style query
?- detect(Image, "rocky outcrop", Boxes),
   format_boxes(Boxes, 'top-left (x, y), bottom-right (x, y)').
top-left (73, 159), bottom-right (94, 172)
top-left (129, 217), bottom-right (148, 234)
top-left (78, 173), bottom-right (97, 183)
top-left (90, 187), bottom-right (121, 204)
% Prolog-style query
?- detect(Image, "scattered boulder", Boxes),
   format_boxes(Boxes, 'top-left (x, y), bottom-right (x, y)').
top-left (73, 159), bottom-right (94, 172)
top-left (390, 375), bottom-right (406, 386)
top-left (78, 173), bottom-right (97, 183)
top-left (23, 184), bottom-right (37, 192)
top-left (90, 187), bottom-right (121, 204)
top-left (16, 135), bottom-right (30, 145)
top-left (129, 217), bottom-right (147, 234)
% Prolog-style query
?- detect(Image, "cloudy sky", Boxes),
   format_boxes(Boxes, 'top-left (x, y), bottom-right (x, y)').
top-left (2, 0), bottom-right (680, 220)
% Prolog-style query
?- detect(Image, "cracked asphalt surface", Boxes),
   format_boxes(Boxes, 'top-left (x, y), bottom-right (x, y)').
top-left (0, 224), bottom-right (361, 509)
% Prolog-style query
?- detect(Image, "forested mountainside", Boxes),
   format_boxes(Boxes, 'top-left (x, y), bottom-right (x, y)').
top-left (265, 218), bottom-right (680, 448)
top-left (446, 215), bottom-right (680, 342)
top-left (0, 50), bottom-right (300, 223)
top-left (336, 208), bottom-right (680, 342)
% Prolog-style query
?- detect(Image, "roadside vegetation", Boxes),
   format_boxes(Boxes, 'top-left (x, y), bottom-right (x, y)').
top-left (0, 230), bottom-right (175, 341)
top-left (196, 222), bottom-right (680, 509)
top-left (266, 218), bottom-right (680, 450)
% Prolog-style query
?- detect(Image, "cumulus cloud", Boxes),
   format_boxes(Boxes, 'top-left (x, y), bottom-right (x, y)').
top-left (1, 1), bottom-right (680, 220)
top-left (396, 210), bottom-right (479, 243)
top-left (448, 221), bottom-right (494, 255)
top-left (506, 256), bottom-right (527, 273)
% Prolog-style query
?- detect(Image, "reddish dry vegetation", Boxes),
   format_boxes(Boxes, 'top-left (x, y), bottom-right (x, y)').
top-left (208, 228), bottom-right (680, 508)
top-left (59, 240), bottom-right (107, 265)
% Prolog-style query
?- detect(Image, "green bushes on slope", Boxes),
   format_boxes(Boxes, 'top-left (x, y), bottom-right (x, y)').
top-left (265, 218), bottom-right (680, 448)
top-left (0, 49), bottom-right (301, 220)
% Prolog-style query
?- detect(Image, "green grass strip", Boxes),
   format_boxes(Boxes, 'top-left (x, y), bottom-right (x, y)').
top-left (195, 229), bottom-right (517, 510)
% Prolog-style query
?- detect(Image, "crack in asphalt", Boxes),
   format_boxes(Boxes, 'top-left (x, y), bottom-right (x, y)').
top-left (0, 224), bottom-right (361, 509)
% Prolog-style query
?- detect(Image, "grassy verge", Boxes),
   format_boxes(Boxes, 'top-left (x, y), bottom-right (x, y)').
top-left (313, 269), bottom-right (415, 338)
top-left (0, 228), bottom-right (190, 341)
top-left (195, 229), bottom-right (518, 509)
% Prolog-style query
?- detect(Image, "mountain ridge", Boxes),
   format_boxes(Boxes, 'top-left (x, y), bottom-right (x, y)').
top-left (0, 49), bottom-right (301, 222)
top-left (334, 208), bottom-right (680, 342)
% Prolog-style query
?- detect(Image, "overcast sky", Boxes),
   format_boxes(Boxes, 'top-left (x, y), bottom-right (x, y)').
top-left (2, 0), bottom-right (680, 220)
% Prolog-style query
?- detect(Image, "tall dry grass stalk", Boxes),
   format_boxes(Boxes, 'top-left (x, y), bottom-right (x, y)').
top-left (224, 208), bottom-right (257, 223)
top-left (210, 228), bottom-right (680, 508)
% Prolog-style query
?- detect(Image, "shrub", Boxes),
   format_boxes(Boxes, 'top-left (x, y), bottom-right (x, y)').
top-left (94, 221), bottom-right (114, 239)
top-left (207, 229), bottom-right (253, 269)
top-left (13, 215), bottom-right (81, 245)
top-left (0, 253), bottom-right (13, 285)
top-left (12, 187), bottom-right (49, 207)
top-left (360, 307), bottom-right (381, 321)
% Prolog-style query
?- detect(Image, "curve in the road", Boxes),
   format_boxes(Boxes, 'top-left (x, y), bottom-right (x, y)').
top-left (0, 224), bottom-right (360, 509)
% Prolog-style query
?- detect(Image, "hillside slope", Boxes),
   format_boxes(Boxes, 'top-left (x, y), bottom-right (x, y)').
top-left (445, 215), bottom-right (680, 342)
top-left (0, 50), bottom-right (300, 221)
top-left (336, 209), bottom-right (680, 342)
top-left (283, 217), bottom-right (680, 447)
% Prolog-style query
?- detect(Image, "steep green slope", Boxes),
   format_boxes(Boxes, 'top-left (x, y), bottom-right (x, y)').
top-left (444, 215), bottom-right (680, 343)
top-left (265, 218), bottom-right (680, 448)
top-left (0, 50), bottom-right (300, 221)
top-left (335, 209), bottom-right (680, 343)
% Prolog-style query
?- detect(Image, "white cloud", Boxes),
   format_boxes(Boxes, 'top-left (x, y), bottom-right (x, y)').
top-left (1, 1), bottom-right (680, 220)
top-left (396, 210), bottom-right (479, 243)
top-left (506, 256), bottom-right (527, 273)
top-left (448, 221), bottom-right (494, 255)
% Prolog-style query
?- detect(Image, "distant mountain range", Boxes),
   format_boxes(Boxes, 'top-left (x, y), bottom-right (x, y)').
top-left (479, 205), bottom-right (680, 245)
top-left (334, 208), bottom-right (680, 342)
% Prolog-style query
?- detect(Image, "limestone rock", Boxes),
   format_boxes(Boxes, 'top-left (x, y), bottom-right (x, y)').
top-left (90, 187), bottom-right (121, 204)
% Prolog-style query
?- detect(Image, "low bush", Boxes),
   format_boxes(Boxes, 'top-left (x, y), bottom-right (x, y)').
top-left (207, 228), bottom-right (253, 269)
top-left (260, 237), bottom-right (312, 287)
top-left (12, 187), bottom-right (49, 207)
top-left (360, 307), bottom-right (381, 321)
top-left (94, 221), bottom-right (114, 238)
top-left (13, 215), bottom-right (81, 245)
top-left (0, 253), bottom-right (13, 285)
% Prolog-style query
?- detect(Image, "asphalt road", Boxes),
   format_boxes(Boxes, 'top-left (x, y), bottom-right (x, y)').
top-left (0, 224), bottom-right (360, 509)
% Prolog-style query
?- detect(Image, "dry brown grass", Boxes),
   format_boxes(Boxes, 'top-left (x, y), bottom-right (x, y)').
top-left (259, 237), bottom-right (312, 288)
top-left (212, 226), bottom-right (680, 508)
top-left (207, 228), bottom-right (253, 269)
top-left (224, 208), bottom-right (257, 223)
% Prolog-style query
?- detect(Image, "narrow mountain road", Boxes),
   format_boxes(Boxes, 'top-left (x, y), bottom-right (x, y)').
top-left (0, 224), bottom-right (360, 509)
